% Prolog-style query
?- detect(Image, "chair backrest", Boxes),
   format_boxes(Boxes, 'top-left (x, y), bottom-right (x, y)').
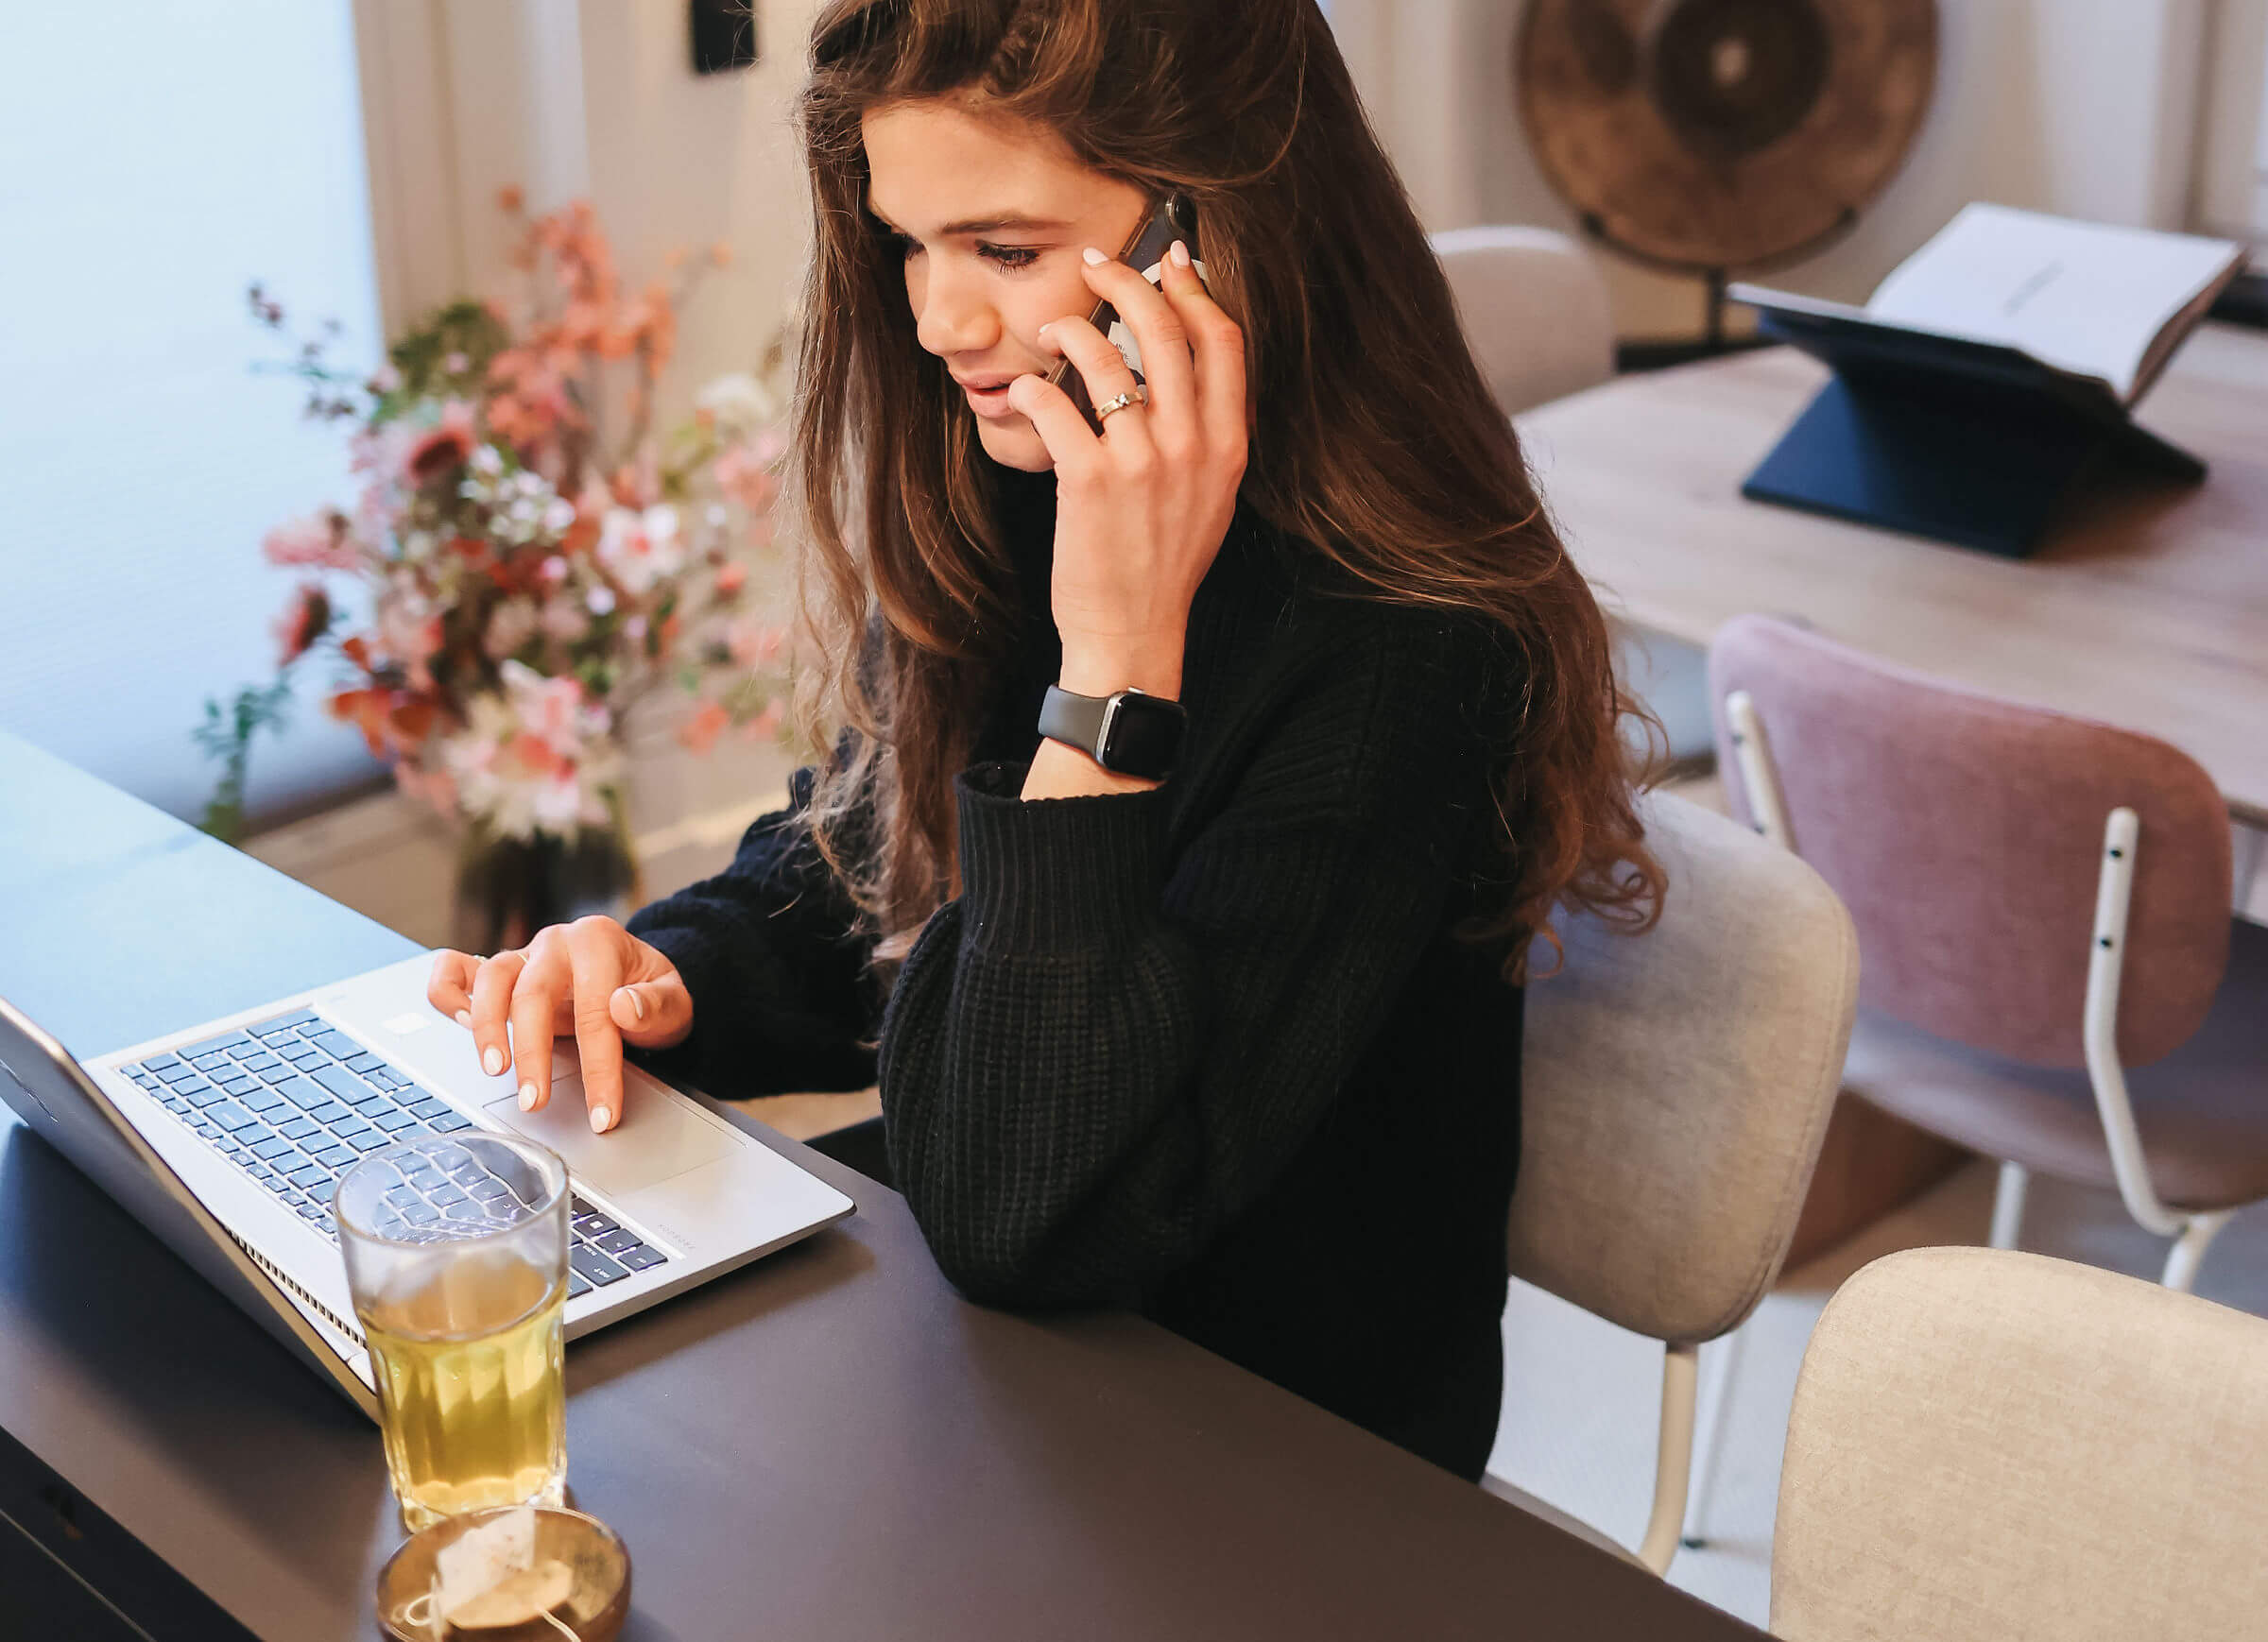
top-left (1774, 1245), bottom-right (2268, 1642)
top-left (1709, 615), bottom-right (2230, 1069)
top-left (1509, 790), bottom-right (1857, 1346)
top-left (1428, 226), bottom-right (1614, 417)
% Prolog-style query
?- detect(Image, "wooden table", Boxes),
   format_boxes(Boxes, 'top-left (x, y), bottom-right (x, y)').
top-left (0, 732), bottom-right (1765, 1641)
top-left (1520, 323), bottom-right (2268, 826)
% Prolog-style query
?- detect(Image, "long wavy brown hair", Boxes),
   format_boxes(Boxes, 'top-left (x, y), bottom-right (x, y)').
top-left (790, 0), bottom-right (1663, 979)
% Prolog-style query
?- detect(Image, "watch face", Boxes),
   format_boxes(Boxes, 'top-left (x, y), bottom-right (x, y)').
top-left (1101, 693), bottom-right (1186, 778)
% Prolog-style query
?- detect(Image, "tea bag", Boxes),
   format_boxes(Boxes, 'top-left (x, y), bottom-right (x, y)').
top-left (432, 1507), bottom-right (575, 1636)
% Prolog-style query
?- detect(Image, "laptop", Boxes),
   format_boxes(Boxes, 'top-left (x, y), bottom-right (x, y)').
top-left (0, 952), bottom-right (853, 1420)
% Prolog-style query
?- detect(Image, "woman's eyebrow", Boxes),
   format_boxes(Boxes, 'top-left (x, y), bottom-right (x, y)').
top-left (867, 201), bottom-right (1070, 237)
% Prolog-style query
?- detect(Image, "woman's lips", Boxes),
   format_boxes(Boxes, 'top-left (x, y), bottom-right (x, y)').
top-left (958, 376), bottom-right (1026, 421)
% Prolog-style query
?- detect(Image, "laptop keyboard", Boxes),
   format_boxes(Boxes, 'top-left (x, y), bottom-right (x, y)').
top-left (118, 1007), bottom-right (668, 1298)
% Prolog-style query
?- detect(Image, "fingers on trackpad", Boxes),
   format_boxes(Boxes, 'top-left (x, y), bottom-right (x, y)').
top-left (486, 1079), bottom-right (738, 1196)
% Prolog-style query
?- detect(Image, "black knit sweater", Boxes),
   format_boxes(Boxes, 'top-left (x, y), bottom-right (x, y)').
top-left (627, 465), bottom-right (1525, 1478)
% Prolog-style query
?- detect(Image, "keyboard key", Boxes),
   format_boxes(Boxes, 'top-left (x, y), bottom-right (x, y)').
top-left (274, 1077), bottom-right (327, 1110)
top-left (345, 1052), bottom-right (387, 1075)
top-left (249, 1011), bottom-right (316, 1038)
top-left (375, 1109), bottom-right (418, 1133)
top-left (227, 1041), bottom-right (269, 1060)
top-left (183, 1081), bottom-right (228, 1109)
top-left (210, 1103), bottom-right (259, 1132)
top-left (183, 1031), bottom-right (257, 1058)
top-left (239, 1121), bottom-right (276, 1146)
top-left (310, 1030), bottom-right (363, 1061)
top-left (574, 1211), bottom-right (618, 1238)
top-left (277, 1116), bottom-right (320, 1142)
top-left (470, 1177), bottom-right (512, 1204)
top-left (216, 1072), bottom-right (260, 1095)
top-left (594, 1227), bottom-right (643, 1257)
top-left (217, 1139), bottom-right (249, 1161)
top-left (408, 1098), bottom-right (453, 1121)
top-left (344, 1129), bottom-right (391, 1153)
top-left (312, 1144), bottom-right (357, 1169)
top-left (432, 1113), bottom-right (475, 1133)
top-left (442, 1200), bottom-right (487, 1222)
top-left (427, 1183), bottom-right (468, 1208)
top-left (158, 1090), bottom-right (191, 1114)
top-left (312, 1065), bottom-right (376, 1104)
top-left (333, 1117), bottom-right (377, 1142)
top-left (248, 1164), bottom-right (278, 1185)
top-left (306, 1101), bottom-right (355, 1126)
top-left (616, 1243), bottom-right (665, 1272)
top-left (239, 1054), bottom-right (284, 1076)
top-left (369, 1067), bottom-right (412, 1090)
top-left (156, 1062), bottom-right (199, 1085)
top-left (571, 1248), bottom-right (629, 1287)
top-left (284, 1162), bottom-right (329, 1189)
top-left (282, 1044), bottom-right (325, 1066)
top-left (242, 1085), bottom-right (289, 1115)
top-left (403, 1203), bottom-right (441, 1226)
top-left (567, 1270), bottom-right (593, 1299)
top-left (187, 1119), bottom-right (220, 1140)
top-left (143, 1053), bottom-right (182, 1071)
top-left (190, 1052), bottom-right (233, 1074)
top-left (249, 1134), bottom-right (298, 1159)
top-left (293, 1201), bottom-right (327, 1222)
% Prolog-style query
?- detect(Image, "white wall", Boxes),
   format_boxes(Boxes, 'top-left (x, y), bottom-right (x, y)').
top-left (0, 0), bottom-right (387, 821)
top-left (1332, 0), bottom-right (2221, 336)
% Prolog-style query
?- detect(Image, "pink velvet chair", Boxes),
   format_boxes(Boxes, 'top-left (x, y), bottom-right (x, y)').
top-left (1708, 614), bottom-right (2268, 1291)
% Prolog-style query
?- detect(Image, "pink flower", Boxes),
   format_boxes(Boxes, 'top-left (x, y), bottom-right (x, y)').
top-left (713, 442), bottom-right (778, 514)
top-left (394, 760), bottom-right (458, 818)
top-left (404, 400), bottom-right (480, 486)
top-left (273, 583), bottom-right (333, 665)
top-left (726, 616), bottom-right (785, 669)
top-left (679, 699), bottom-right (730, 755)
top-left (261, 509), bottom-right (359, 571)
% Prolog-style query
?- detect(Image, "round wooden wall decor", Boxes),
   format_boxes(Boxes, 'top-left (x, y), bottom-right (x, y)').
top-left (1518, 0), bottom-right (1938, 272)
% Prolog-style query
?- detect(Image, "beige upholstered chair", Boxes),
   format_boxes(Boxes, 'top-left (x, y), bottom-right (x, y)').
top-left (1429, 225), bottom-right (1614, 417)
top-left (1486, 790), bottom-right (1858, 1573)
top-left (1774, 1246), bottom-right (2268, 1642)
top-left (1710, 614), bottom-right (2268, 1291)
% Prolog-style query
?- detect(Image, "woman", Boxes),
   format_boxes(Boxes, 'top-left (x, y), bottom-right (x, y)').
top-left (428, 0), bottom-right (1662, 1480)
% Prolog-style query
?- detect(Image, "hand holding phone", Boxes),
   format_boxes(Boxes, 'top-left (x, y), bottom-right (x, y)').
top-left (1047, 194), bottom-right (1203, 431)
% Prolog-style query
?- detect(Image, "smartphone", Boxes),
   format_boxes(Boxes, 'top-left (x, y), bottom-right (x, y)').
top-left (1047, 193), bottom-right (1202, 431)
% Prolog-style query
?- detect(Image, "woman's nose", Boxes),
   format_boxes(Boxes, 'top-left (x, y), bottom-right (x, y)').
top-left (913, 262), bottom-right (1001, 359)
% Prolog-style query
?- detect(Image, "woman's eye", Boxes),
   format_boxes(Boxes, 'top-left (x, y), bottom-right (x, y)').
top-left (978, 242), bottom-right (1041, 271)
top-left (892, 231), bottom-right (923, 263)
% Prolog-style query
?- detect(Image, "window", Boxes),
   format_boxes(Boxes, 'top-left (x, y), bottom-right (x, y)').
top-left (0, 0), bottom-right (386, 823)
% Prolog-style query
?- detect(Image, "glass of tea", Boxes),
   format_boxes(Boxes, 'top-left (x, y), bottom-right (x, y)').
top-left (336, 1132), bottom-right (572, 1532)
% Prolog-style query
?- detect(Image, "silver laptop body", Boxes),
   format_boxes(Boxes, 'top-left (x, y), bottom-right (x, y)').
top-left (0, 952), bottom-right (853, 1418)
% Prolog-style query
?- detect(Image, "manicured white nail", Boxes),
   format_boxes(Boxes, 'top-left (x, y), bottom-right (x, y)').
top-left (455, 1010), bottom-right (472, 1029)
top-left (482, 1046), bottom-right (504, 1076)
top-left (519, 1082), bottom-right (538, 1111)
top-left (1168, 238), bottom-right (1191, 267)
top-left (1082, 246), bottom-right (1108, 265)
top-left (617, 985), bottom-right (646, 1023)
top-left (590, 1104), bottom-right (612, 1134)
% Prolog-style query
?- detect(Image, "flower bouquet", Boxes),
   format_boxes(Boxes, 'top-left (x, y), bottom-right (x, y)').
top-left (204, 192), bottom-right (796, 949)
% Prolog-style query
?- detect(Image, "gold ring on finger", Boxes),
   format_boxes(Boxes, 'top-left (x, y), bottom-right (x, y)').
top-left (1093, 389), bottom-right (1143, 424)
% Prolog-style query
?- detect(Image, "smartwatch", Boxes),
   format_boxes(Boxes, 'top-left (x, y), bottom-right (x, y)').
top-left (1038, 685), bottom-right (1188, 780)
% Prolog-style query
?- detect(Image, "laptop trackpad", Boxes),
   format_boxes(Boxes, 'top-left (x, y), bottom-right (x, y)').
top-left (486, 1079), bottom-right (737, 1197)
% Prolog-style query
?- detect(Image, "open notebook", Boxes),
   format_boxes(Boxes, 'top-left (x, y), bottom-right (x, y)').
top-left (1732, 204), bottom-right (2245, 408)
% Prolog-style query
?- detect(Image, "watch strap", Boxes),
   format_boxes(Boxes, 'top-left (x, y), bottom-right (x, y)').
top-left (1037, 684), bottom-right (1111, 761)
top-left (1038, 684), bottom-right (1185, 779)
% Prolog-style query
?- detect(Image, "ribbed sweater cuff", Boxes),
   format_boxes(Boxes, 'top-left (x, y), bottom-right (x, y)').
top-left (955, 761), bottom-right (1167, 955)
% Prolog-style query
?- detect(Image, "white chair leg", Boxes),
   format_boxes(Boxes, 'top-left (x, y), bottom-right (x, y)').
top-left (1679, 1325), bottom-right (1748, 1551)
top-left (1988, 1160), bottom-right (2030, 1251)
top-left (1636, 1342), bottom-right (1699, 1576)
top-left (2160, 1210), bottom-right (2234, 1292)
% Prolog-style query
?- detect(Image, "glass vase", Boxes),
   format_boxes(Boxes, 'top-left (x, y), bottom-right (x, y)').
top-left (449, 800), bottom-right (642, 957)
